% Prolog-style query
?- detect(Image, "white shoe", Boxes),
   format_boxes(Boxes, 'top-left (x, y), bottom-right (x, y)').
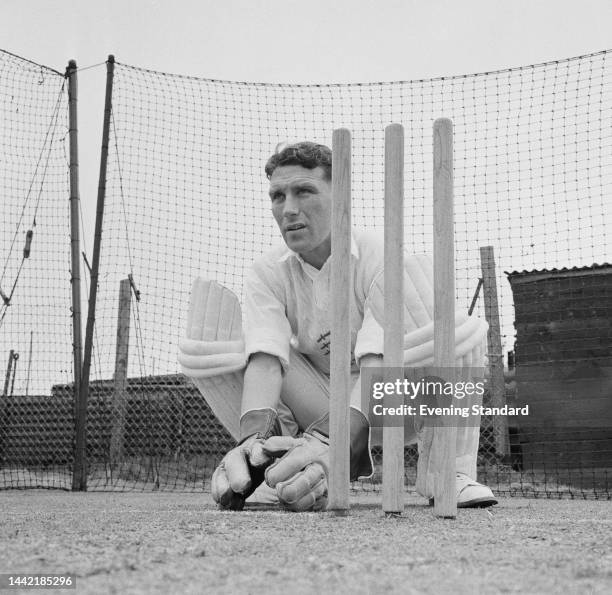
top-left (429, 473), bottom-right (498, 508)
top-left (456, 472), bottom-right (498, 508)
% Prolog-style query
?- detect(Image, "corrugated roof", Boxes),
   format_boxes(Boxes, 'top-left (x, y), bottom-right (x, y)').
top-left (506, 263), bottom-right (612, 282)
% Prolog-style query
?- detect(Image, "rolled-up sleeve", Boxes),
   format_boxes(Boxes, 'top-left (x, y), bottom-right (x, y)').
top-left (244, 262), bottom-right (292, 372)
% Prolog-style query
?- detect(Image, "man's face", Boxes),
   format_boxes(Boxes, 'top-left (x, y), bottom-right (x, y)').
top-left (268, 165), bottom-right (332, 268)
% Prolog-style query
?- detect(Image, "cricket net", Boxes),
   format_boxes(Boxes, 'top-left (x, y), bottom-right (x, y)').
top-left (1, 48), bottom-right (610, 498)
top-left (0, 50), bottom-right (73, 490)
top-left (83, 50), bottom-right (610, 497)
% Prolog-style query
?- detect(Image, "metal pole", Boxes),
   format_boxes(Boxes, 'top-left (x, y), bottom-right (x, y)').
top-left (468, 278), bottom-right (484, 316)
top-left (67, 60), bottom-right (84, 489)
top-left (73, 55), bottom-right (115, 491)
top-left (3, 350), bottom-right (15, 397)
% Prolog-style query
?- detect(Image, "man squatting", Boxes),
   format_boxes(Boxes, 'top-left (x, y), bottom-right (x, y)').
top-left (181, 142), bottom-right (497, 512)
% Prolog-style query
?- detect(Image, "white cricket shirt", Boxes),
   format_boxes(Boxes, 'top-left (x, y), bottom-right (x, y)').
top-left (244, 229), bottom-right (386, 375)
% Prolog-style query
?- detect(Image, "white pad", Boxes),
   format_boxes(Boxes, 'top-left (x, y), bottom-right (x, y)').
top-left (403, 312), bottom-right (488, 367)
top-left (178, 279), bottom-right (248, 377)
top-left (179, 279), bottom-right (248, 440)
top-left (366, 254), bottom-right (488, 367)
top-left (389, 255), bottom-right (488, 497)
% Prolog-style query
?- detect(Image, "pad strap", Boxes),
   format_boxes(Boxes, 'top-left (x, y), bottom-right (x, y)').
top-left (178, 337), bottom-right (247, 378)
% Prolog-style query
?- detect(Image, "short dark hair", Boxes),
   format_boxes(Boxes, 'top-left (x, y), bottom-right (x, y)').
top-left (265, 141), bottom-right (332, 181)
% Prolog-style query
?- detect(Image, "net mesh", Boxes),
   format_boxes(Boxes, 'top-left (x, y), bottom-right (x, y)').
top-left (1, 48), bottom-right (610, 498)
top-left (84, 51), bottom-right (610, 496)
top-left (0, 50), bottom-right (72, 490)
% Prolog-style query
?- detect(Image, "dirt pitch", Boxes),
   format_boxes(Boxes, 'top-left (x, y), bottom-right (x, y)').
top-left (1, 491), bottom-right (611, 595)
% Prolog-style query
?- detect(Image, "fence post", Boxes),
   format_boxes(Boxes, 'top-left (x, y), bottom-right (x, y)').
top-left (479, 246), bottom-right (509, 457)
top-left (110, 279), bottom-right (131, 469)
top-left (66, 60), bottom-right (84, 489)
top-left (73, 55), bottom-right (115, 491)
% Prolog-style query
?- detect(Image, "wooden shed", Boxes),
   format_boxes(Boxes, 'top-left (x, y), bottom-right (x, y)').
top-left (507, 264), bottom-right (612, 477)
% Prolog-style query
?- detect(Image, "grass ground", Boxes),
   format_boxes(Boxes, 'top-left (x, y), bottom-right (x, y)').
top-left (1, 491), bottom-right (611, 594)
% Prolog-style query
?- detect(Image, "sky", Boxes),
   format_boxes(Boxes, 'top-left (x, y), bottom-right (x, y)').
top-left (5, 0), bottom-right (612, 82)
top-left (1, 0), bottom-right (611, 390)
top-left (3, 0), bottom-right (611, 221)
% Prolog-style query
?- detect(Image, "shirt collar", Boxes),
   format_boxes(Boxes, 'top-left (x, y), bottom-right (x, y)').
top-left (277, 234), bottom-right (359, 264)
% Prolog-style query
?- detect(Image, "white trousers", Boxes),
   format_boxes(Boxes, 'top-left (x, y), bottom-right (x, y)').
top-left (190, 348), bottom-right (482, 497)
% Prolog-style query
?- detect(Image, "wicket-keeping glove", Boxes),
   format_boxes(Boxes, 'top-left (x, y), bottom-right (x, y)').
top-left (211, 408), bottom-right (280, 510)
top-left (263, 408), bottom-right (373, 512)
top-left (263, 432), bottom-right (330, 512)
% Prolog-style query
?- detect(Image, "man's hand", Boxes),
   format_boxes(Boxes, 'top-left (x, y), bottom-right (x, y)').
top-left (211, 435), bottom-right (274, 510)
top-left (263, 433), bottom-right (330, 512)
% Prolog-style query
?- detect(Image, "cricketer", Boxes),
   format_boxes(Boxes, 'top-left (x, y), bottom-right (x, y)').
top-left (179, 142), bottom-right (497, 512)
